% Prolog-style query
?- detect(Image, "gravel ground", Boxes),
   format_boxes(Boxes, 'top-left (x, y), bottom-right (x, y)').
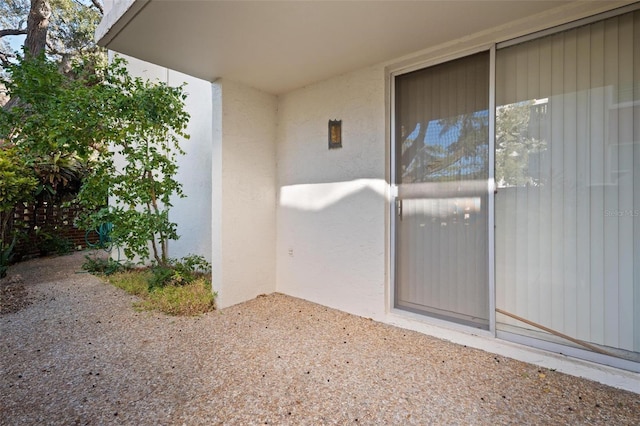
top-left (1, 252), bottom-right (639, 425)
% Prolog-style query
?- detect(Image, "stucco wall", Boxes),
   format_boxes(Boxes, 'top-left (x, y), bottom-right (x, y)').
top-left (276, 65), bottom-right (388, 320)
top-left (167, 71), bottom-right (213, 261)
top-left (213, 79), bottom-right (278, 308)
top-left (114, 55), bottom-right (212, 263)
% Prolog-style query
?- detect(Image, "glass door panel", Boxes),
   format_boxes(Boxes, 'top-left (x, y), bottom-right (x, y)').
top-left (495, 10), bottom-right (640, 364)
top-left (394, 52), bottom-right (490, 328)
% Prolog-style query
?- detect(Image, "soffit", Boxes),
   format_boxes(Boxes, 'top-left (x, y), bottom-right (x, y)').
top-left (98, 1), bottom-right (623, 94)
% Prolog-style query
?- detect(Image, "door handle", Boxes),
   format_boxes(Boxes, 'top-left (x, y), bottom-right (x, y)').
top-left (397, 199), bottom-right (403, 221)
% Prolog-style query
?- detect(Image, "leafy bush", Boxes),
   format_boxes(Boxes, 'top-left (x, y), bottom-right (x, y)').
top-left (147, 254), bottom-right (212, 290)
top-left (3, 54), bottom-right (190, 268)
top-left (174, 254), bottom-right (211, 273)
top-left (0, 149), bottom-right (38, 277)
top-left (148, 266), bottom-right (175, 290)
top-left (74, 57), bottom-right (190, 266)
top-left (171, 254), bottom-right (211, 282)
top-left (82, 254), bottom-right (127, 276)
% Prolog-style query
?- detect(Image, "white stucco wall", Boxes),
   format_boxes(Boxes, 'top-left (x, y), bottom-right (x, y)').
top-left (276, 65), bottom-right (388, 320)
top-left (212, 79), bottom-right (278, 308)
top-left (272, 4), bottom-right (640, 392)
top-left (167, 71), bottom-right (213, 261)
top-left (113, 55), bottom-right (212, 263)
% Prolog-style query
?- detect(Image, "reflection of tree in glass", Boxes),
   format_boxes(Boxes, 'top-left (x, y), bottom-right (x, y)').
top-left (399, 123), bottom-right (425, 183)
top-left (401, 112), bottom-right (489, 183)
top-left (402, 111), bottom-right (489, 183)
top-left (436, 111), bottom-right (488, 181)
top-left (496, 101), bottom-right (547, 187)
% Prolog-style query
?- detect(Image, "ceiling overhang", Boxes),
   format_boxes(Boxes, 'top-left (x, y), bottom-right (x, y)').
top-left (96, 1), bottom-right (634, 94)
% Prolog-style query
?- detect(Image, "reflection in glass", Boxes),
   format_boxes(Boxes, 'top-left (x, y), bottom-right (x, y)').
top-left (396, 52), bottom-right (489, 186)
top-left (496, 100), bottom-right (547, 188)
top-left (495, 10), bottom-right (640, 363)
top-left (395, 52), bottom-right (490, 327)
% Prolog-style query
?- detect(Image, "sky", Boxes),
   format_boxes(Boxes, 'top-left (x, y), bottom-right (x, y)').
top-left (7, 34), bottom-right (26, 54)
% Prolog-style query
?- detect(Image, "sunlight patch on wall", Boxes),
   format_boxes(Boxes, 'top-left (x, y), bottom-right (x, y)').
top-left (279, 179), bottom-right (388, 212)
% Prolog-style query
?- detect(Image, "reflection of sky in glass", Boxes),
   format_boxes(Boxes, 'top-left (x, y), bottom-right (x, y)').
top-left (402, 110), bottom-right (488, 182)
top-left (425, 118), bottom-right (459, 148)
top-left (402, 117), bottom-right (462, 147)
top-left (405, 123), bottom-right (421, 143)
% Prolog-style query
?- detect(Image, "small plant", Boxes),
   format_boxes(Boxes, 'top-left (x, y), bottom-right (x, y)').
top-left (82, 254), bottom-right (127, 275)
top-left (147, 254), bottom-right (212, 290)
top-left (174, 254), bottom-right (211, 274)
top-left (148, 266), bottom-right (175, 290)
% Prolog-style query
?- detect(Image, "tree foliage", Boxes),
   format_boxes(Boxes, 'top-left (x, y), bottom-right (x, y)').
top-left (1, 0), bottom-right (191, 272)
top-left (75, 57), bottom-right (190, 266)
top-left (495, 101), bottom-right (547, 187)
top-left (0, 147), bottom-right (37, 277)
top-left (1, 55), bottom-right (105, 155)
top-left (0, 0), bottom-right (105, 70)
top-left (1, 53), bottom-right (190, 267)
top-left (0, 0), bottom-right (31, 63)
top-left (1, 54), bottom-right (102, 197)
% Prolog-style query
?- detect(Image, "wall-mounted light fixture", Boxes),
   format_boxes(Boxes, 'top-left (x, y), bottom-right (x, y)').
top-left (328, 119), bottom-right (342, 149)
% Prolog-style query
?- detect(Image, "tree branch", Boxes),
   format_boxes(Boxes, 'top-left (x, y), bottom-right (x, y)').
top-left (46, 40), bottom-right (63, 56)
top-left (90, 0), bottom-right (104, 15)
top-left (0, 29), bottom-right (28, 38)
top-left (0, 52), bottom-right (10, 68)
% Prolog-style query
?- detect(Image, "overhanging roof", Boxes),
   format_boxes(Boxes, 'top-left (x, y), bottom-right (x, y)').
top-left (97, 1), bottom-right (631, 94)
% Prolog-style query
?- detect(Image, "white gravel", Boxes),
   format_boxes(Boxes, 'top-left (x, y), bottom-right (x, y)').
top-left (1, 252), bottom-right (639, 425)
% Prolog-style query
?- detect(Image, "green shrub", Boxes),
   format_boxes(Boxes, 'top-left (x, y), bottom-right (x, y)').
top-left (147, 254), bottom-right (212, 290)
top-left (173, 254), bottom-right (211, 275)
top-left (82, 254), bottom-right (127, 275)
top-left (148, 266), bottom-right (175, 290)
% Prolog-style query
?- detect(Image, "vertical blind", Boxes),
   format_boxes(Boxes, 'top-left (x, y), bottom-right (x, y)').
top-left (495, 11), bottom-right (640, 356)
top-left (395, 53), bottom-right (490, 326)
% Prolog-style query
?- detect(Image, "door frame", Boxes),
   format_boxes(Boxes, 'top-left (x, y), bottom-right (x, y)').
top-left (388, 44), bottom-right (497, 335)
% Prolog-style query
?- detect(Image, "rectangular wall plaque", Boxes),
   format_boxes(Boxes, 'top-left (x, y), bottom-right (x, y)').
top-left (328, 119), bottom-right (342, 149)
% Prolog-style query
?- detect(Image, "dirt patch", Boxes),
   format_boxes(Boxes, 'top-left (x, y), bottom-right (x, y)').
top-left (0, 251), bottom-right (99, 315)
top-left (0, 274), bottom-right (32, 315)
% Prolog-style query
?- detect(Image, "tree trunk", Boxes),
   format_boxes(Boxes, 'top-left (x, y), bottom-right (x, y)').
top-left (25, 0), bottom-right (51, 58)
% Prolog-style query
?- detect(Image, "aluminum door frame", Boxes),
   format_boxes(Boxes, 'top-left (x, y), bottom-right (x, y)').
top-left (388, 45), bottom-right (496, 334)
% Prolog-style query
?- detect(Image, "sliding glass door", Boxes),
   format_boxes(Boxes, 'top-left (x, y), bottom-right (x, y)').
top-left (394, 52), bottom-right (490, 328)
top-left (393, 7), bottom-right (640, 367)
top-left (494, 10), bottom-right (640, 363)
